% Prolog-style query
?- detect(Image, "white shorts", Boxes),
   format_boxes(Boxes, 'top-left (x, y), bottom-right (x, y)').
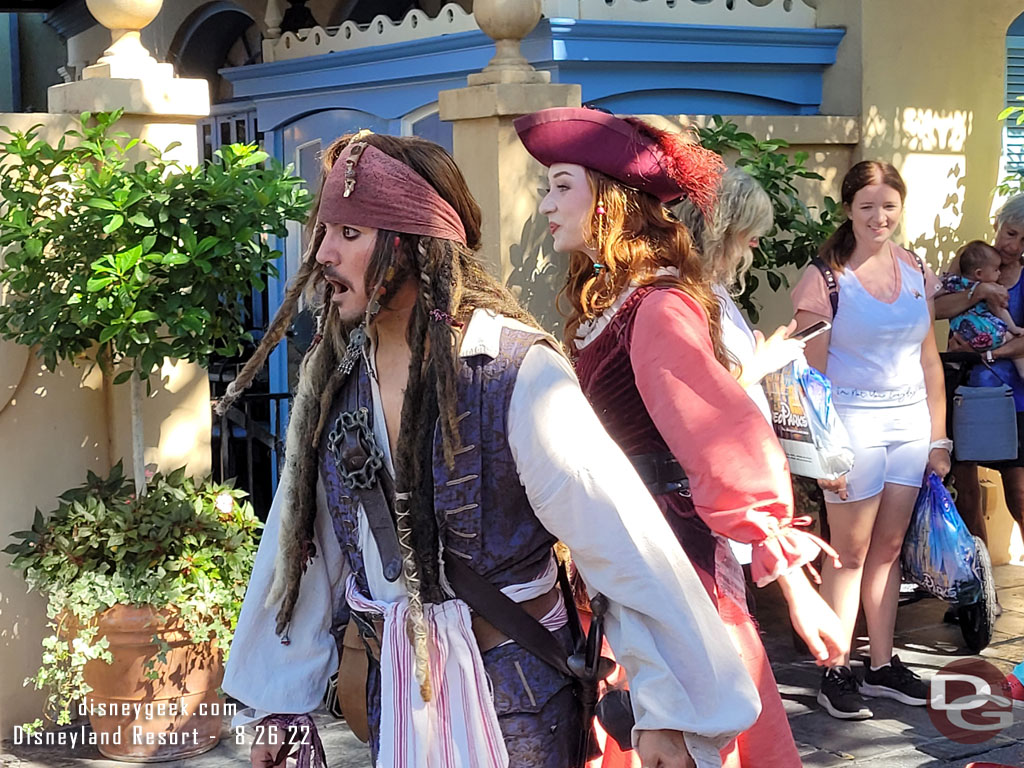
top-left (825, 399), bottom-right (931, 504)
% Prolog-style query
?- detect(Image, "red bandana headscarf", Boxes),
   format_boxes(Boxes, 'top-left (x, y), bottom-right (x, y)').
top-left (318, 140), bottom-right (467, 246)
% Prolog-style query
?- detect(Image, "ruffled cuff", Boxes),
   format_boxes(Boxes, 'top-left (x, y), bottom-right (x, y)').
top-left (750, 517), bottom-right (838, 588)
top-left (628, 731), bottom-right (726, 768)
top-left (683, 732), bottom-right (726, 768)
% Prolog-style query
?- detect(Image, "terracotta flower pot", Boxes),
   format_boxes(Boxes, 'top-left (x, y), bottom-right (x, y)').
top-left (81, 605), bottom-right (225, 762)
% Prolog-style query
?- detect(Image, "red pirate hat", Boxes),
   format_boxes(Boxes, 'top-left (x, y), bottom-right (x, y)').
top-left (514, 107), bottom-right (724, 213)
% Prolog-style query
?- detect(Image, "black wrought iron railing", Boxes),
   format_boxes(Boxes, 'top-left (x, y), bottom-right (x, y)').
top-left (211, 392), bottom-right (291, 520)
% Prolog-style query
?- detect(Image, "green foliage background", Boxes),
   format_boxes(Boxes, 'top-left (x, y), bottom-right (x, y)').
top-left (698, 116), bottom-right (842, 321)
top-left (0, 110), bottom-right (311, 380)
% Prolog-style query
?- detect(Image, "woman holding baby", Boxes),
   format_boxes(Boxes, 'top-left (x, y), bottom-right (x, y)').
top-left (935, 194), bottom-right (1024, 548)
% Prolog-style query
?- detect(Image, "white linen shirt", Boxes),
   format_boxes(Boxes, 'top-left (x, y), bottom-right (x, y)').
top-left (224, 309), bottom-right (760, 768)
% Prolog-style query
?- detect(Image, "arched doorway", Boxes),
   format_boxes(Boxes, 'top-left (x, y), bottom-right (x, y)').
top-left (168, 1), bottom-right (260, 102)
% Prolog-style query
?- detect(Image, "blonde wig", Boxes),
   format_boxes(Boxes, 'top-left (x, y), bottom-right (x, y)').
top-left (678, 167), bottom-right (773, 293)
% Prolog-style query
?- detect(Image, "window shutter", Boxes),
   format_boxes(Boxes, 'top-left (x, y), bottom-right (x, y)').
top-left (1006, 35), bottom-right (1024, 172)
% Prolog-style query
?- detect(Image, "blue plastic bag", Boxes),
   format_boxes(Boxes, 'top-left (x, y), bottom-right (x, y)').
top-left (763, 358), bottom-right (854, 480)
top-left (901, 473), bottom-right (982, 605)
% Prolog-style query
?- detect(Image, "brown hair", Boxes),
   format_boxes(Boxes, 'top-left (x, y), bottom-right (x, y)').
top-left (560, 169), bottom-right (730, 367)
top-left (818, 160), bottom-right (907, 271)
top-left (958, 240), bottom-right (1000, 278)
top-left (222, 132), bottom-right (537, 700)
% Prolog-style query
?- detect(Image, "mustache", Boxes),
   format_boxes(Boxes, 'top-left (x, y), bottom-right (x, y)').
top-left (321, 267), bottom-right (352, 291)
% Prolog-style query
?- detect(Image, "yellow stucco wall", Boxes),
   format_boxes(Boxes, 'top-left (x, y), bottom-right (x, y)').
top-left (819, 0), bottom-right (1024, 269)
top-left (0, 352), bottom-right (110, 733)
top-left (0, 111), bottom-right (211, 734)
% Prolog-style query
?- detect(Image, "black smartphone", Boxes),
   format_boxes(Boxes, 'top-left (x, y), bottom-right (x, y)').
top-left (792, 320), bottom-right (832, 342)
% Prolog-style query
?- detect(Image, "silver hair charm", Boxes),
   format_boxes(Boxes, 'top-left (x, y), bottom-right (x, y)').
top-left (342, 139), bottom-right (369, 198)
top-left (338, 324), bottom-right (368, 376)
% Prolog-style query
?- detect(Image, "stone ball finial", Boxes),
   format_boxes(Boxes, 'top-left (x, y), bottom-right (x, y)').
top-left (468, 0), bottom-right (548, 85)
top-left (474, 0), bottom-right (541, 44)
top-left (85, 0), bottom-right (163, 32)
top-left (469, 0), bottom-right (547, 85)
top-left (84, 0), bottom-right (168, 80)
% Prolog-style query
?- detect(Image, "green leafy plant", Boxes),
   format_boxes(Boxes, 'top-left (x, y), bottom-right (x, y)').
top-left (698, 115), bottom-right (842, 321)
top-left (3, 462), bottom-right (261, 729)
top-left (0, 109), bottom-right (311, 493)
top-left (0, 110), bottom-right (304, 731)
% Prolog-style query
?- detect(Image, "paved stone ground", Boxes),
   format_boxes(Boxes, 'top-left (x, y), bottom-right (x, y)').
top-left (5, 565), bottom-right (1024, 767)
top-left (761, 563), bottom-right (1024, 768)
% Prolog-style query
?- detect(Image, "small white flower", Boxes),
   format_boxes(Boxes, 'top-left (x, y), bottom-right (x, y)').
top-left (214, 493), bottom-right (234, 516)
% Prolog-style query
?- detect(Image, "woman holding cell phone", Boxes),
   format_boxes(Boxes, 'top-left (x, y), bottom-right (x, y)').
top-left (791, 160), bottom-right (949, 721)
top-left (679, 168), bottom-right (814, 421)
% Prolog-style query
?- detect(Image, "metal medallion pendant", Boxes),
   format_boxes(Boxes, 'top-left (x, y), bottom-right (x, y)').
top-left (327, 406), bottom-right (384, 489)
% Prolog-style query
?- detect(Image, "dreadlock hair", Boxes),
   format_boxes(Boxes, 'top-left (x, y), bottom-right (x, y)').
top-left (560, 168), bottom-right (731, 368)
top-left (223, 131), bottom-right (538, 700)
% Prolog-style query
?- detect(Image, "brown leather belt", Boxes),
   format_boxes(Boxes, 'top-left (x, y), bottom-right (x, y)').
top-left (630, 451), bottom-right (689, 496)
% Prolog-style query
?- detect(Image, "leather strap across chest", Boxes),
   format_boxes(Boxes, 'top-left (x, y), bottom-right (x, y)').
top-left (326, 359), bottom-right (404, 583)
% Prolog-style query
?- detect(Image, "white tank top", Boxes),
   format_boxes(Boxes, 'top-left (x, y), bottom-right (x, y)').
top-left (827, 253), bottom-right (931, 407)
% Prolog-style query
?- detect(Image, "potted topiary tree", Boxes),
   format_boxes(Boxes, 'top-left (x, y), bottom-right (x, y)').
top-left (0, 109), bottom-right (311, 759)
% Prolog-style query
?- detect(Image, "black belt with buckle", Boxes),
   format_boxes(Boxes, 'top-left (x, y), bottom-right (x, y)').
top-left (630, 452), bottom-right (690, 496)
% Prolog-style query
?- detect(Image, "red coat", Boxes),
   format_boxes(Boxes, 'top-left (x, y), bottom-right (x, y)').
top-left (575, 284), bottom-right (813, 768)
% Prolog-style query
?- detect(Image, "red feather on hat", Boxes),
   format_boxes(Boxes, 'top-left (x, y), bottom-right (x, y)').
top-left (624, 118), bottom-right (725, 217)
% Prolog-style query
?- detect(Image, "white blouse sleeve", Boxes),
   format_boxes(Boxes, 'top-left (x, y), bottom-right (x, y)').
top-left (507, 343), bottom-right (761, 767)
top-left (222, 474), bottom-right (347, 726)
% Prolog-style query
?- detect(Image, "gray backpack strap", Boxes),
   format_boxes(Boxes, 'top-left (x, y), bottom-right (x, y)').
top-left (910, 251), bottom-right (928, 285)
top-left (811, 257), bottom-right (839, 317)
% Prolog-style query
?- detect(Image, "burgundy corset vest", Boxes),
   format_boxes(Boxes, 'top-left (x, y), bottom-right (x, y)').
top-left (574, 285), bottom-right (718, 583)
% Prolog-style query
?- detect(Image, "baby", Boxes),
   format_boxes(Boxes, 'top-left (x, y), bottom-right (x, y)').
top-left (942, 240), bottom-right (1024, 376)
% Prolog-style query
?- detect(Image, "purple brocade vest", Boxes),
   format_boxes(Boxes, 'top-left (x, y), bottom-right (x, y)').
top-left (318, 326), bottom-right (584, 766)
top-left (319, 326), bottom-right (557, 602)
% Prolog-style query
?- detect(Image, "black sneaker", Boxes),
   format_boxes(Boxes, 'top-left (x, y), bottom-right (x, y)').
top-left (817, 666), bottom-right (873, 720)
top-left (860, 655), bottom-right (929, 706)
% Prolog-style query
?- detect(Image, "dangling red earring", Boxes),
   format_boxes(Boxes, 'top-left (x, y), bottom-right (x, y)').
top-left (593, 200), bottom-right (607, 275)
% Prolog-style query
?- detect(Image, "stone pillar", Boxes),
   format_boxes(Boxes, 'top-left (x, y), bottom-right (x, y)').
top-left (263, 0), bottom-right (285, 63)
top-left (439, 0), bottom-right (579, 298)
top-left (49, 0), bottom-right (209, 164)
